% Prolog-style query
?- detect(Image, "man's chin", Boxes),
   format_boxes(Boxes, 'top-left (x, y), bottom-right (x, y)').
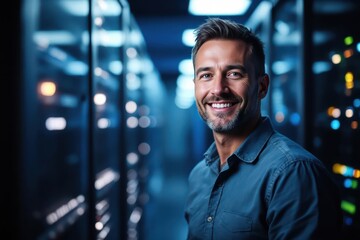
top-left (207, 121), bottom-right (234, 133)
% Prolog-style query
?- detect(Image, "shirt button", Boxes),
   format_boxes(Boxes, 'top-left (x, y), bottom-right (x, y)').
top-left (207, 216), bottom-right (213, 222)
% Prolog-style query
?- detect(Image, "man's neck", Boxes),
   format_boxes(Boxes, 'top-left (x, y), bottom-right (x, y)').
top-left (213, 116), bottom-right (262, 166)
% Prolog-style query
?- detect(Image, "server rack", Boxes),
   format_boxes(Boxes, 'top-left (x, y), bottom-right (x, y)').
top-left (122, 15), bottom-right (165, 240)
top-left (17, 1), bottom-right (93, 238)
top-left (268, 0), bottom-right (360, 238)
top-left (5, 0), bottom-right (165, 239)
top-left (90, 0), bottom-right (128, 239)
top-left (310, 0), bottom-right (360, 237)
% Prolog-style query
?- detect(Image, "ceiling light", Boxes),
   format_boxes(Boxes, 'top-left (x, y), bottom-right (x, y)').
top-left (189, 0), bottom-right (251, 16)
top-left (182, 29), bottom-right (196, 47)
top-left (178, 59), bottom-right (194, 75)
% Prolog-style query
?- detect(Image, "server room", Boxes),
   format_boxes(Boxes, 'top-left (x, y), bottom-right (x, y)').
top-left (4, 0), bottom-right (360, 239)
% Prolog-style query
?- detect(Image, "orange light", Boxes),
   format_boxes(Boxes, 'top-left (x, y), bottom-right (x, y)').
top-left (39, 81), bottom-right (56, 96)
top-left (344, 49), bottom-right (354, 58)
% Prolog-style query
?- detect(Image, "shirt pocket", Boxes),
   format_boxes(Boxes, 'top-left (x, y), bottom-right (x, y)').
top-left (219, 211), bottom-right (252, 232)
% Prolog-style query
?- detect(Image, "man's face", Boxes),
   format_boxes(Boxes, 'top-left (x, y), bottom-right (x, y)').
top-left (193, 39), bottom-right (261, 133)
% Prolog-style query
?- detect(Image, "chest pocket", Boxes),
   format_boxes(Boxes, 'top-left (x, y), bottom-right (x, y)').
top-left (219, 211), bottom-right (252, 232)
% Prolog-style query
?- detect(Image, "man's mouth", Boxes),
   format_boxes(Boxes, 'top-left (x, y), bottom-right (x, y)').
top-left (211, 103), bottom-right (234, 109)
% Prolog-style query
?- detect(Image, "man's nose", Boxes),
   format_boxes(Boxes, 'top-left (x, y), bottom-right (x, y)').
top-left (211, 75), bottom-right (229, 95)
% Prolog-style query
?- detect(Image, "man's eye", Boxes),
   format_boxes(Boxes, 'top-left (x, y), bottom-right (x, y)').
top-left (200, 73), bottom-right (211, 79)
top-left (227, 72), bottom-right (242, 78)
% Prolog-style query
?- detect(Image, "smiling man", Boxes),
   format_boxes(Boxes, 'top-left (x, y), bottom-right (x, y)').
top-left (184, 18), bottom-right (342, 239)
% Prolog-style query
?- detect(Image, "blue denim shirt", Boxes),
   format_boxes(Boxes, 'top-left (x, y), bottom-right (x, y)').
top-left (185, 117), bottom-right (342, 239)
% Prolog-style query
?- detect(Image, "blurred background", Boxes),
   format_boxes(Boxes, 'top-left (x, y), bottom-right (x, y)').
top-left (3, 0), bottom-right (360, 239)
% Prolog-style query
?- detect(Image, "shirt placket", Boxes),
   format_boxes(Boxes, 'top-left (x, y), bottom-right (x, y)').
top-left (205, 163), bottom-right (225, 239)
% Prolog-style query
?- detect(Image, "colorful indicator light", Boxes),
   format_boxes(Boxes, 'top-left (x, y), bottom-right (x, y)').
top-left (341, 200), bottom-right (356, 215)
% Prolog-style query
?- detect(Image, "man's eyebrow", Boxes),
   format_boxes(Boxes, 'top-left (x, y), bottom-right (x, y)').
top-left (225, 64), bottom-right (247, 72)
top-left (195, 64), bottom-right (247, 76)
top-left (195, 67), bottom-right (211, 76)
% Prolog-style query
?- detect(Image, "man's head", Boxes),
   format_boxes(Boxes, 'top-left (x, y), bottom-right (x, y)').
top-left (192, 18), bottom-right (266, 78)
top-left (192, 18), bottom-right (269, 134)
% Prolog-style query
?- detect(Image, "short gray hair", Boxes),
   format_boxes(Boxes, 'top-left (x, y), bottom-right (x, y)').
top-left (192, 18), bottom-right (266, 76)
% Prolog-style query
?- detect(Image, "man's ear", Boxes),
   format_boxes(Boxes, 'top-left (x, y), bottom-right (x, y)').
top-left (258, 74), bottom-right (269, 99)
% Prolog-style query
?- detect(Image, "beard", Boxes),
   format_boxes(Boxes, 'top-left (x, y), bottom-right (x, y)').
top-left (196, 97), bottom-right (246, 133)
top-left (205, 109), bottom-right (243, 133)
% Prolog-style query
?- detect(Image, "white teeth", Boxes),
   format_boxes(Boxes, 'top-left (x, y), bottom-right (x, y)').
top-left (212, 103), bottom-right (232, 108)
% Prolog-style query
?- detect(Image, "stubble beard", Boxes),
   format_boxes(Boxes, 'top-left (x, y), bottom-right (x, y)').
top-left (197, 101), bottom-right (243, 133)
top-left (206, 111), bottom-right (242, 133)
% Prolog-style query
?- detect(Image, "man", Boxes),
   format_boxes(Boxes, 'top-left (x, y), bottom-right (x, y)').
top-left (185, 18), bottom-right (342, 239)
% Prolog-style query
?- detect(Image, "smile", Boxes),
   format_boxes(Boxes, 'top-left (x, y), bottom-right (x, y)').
top-left (211, 103), bottom-right (234, 109)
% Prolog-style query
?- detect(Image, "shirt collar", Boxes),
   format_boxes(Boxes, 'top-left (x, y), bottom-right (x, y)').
top-left (204, 116), bottom-right (274, 165)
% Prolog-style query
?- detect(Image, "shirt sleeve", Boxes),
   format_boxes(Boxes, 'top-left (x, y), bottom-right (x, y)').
top-left (266, 159), bottom-right (343, 240)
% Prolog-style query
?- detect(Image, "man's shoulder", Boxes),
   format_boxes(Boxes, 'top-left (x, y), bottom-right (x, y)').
top-left (258, 131), bottom-right (330, 177)
top-left (267, 132), bottom-right (318, 161)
